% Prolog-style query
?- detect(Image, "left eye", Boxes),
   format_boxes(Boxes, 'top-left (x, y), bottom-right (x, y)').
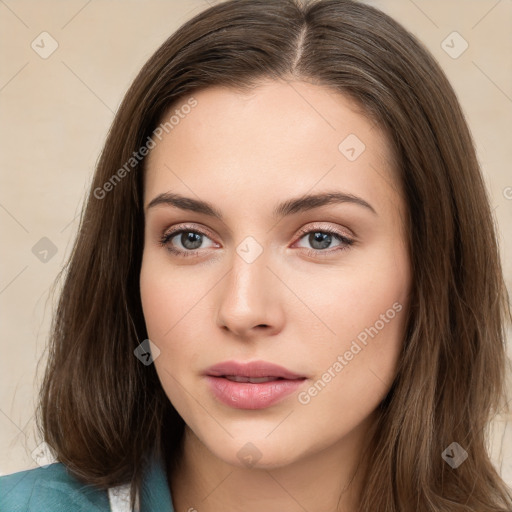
top-left (295, 229), bottom-right (353, 251)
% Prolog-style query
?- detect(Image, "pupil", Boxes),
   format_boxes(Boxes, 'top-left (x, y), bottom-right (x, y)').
top-left (182, 232), bottom-right (202, 250)
top-left (310, 232), bottom-right (331, 250)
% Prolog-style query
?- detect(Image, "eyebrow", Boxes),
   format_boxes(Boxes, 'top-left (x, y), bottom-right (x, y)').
top-left (145, 190), bottom-right (377, 219)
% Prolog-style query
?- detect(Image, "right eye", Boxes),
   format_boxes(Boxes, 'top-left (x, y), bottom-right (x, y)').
top-left (159, 225), bottom-right (218, 258)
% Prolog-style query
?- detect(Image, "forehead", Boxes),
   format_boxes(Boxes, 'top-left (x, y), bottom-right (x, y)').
top-left (143, 80), bottom-right (400, 218)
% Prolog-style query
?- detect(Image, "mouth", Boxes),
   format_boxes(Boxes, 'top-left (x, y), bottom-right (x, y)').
top-left (221, 375), bottom-right (297, 383)
top-left (204, 360), bottom-right (307, 410)
top-left (204, 359), bottom-right (307, 380)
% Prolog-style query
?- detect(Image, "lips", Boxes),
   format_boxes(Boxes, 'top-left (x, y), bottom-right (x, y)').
top-left (204, 360), bottom-right (307, 409)
top-left (204, 360), bottom-right (306, 380)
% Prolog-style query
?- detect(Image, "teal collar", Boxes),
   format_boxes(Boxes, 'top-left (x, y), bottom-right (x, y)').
top-left (138, 456), bottom-right (175, 511)
top-left (0, 455), bottom-right (175, 512)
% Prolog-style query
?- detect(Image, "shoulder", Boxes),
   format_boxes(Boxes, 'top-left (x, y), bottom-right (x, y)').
top-left (0, 463), bottom-right (110, 512)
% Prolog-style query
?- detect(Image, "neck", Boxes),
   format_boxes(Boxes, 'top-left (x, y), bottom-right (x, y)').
top-left (169, 413), bottom-right (378, 512)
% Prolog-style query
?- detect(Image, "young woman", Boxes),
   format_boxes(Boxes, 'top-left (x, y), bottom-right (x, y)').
top-left (1, 0), bottom-right (511, 510)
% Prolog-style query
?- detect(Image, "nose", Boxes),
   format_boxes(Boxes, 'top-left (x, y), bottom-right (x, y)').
top-left (215, 247), bottom-right (285, 339)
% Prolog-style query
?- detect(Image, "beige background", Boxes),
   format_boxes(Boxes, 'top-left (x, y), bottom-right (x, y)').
top-left (1, 0), bottom-right (511, 484)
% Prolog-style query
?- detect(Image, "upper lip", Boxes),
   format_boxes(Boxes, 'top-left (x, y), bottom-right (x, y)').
top-left (204, 360), bottom-right (306, 380)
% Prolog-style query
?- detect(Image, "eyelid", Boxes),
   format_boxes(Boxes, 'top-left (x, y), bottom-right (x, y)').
top-left (161, 221), bottom-right (355, 241)
top-left (294, 222), bottom-right (355, 241)
top-left (161, 223), bottom-right (217, 242)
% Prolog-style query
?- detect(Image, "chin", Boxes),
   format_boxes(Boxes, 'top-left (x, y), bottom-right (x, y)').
top-left (200, 432), bottom-right (304, 470)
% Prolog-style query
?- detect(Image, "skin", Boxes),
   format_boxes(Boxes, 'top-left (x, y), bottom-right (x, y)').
top-left (140, 80), bottom-right (411, 512)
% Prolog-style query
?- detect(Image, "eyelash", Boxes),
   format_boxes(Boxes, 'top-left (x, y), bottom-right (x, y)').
top-left (158, 223), bottom-right (354, 259)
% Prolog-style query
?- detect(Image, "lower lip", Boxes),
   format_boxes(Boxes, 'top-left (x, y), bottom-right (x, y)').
top-left (205, 376), bottom-right (306, 409)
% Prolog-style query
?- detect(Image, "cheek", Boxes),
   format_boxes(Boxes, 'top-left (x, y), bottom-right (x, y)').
top-left (139, 252), bottom-right (213, 391)
top-left (139, 250), bottom-right (210, 340)
top-left (292, 244), bottom-right (409, 402)
top-left (293, 300), bottom-right (407, 440)
top-left (139, 259), bottom-right (198, 412)
top-left (291, 241), bottom-right (409, 352)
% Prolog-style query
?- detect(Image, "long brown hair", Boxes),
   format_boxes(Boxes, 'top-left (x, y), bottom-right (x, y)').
top-left (38, 0), bottom-right (512, 509)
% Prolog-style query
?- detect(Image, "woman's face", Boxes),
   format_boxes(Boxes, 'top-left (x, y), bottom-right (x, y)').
top-left (140, 80), bottom-right (410, 469)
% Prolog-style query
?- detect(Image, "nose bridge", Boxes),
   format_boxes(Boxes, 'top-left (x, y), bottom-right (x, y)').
top-left (216, 235), bottom-right (283, 335)
top-left (225, 241), bottom-right (271, 312)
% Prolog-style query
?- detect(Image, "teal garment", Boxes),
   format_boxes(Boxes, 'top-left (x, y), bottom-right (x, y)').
top-left (0, 457), bottom-right (175, 512)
